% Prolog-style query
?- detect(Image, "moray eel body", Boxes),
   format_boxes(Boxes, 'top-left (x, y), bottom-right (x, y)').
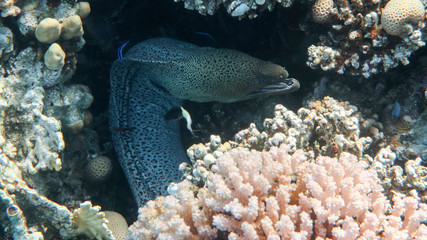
top-left (109, 38), bottom-right (299, 206)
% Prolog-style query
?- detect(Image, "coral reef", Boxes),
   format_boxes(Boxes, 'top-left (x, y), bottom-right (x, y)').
top-left (1, 0), bottom-right (426, 239)
top-left (18, 1), bottom-right (89, 77)
top-left (174, 0), bottom-right (296, 19)
top-left (128, 144), bottom-right (427, 239)
top-left (187, 97), bottom-right (385, 170)
top-left (0, 68), bottom-right (65, 174)
top-left (43, 84), bottom-right (94, 133)
top-left (0, 161), bottom-right (113, 240)
top-left (306, 0), bottom-right (427, 77)
top-left (184, 97), bottom-right (426, 203)
top-left (116, 91), bottom-right (420, 238)
top-left (304, 59), bottom-right (427, 161)
top-left (0, 1), bottom-right (115, 239)
top-left (173, 0), bottom-right (427, 77)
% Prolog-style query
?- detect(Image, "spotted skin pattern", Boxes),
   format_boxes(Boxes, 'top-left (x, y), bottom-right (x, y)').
top-left (109, 38), bottom-right (299, 206)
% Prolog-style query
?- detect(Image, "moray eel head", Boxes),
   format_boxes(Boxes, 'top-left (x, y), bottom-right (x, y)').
top-left (121, 39), bottom-right (299, 103)
top-left (243, 61), bottom-right (300, 101)
top-left (164, 48), bottom-right (300, 103)
top-left (211, 55), bottom-right (300, 103)
top-left (207, 49), bottom-right (300, 103)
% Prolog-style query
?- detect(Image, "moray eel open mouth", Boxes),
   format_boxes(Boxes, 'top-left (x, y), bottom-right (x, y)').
top-left (244, 78), bottom-right (300, 100)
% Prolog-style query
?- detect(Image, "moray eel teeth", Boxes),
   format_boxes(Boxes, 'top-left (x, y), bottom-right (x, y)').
top-left (109, 38), bottom-right (299, 206)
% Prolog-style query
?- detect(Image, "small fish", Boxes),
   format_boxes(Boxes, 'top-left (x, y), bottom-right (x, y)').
top-left (195, 32), bottom-right (217, 46)
top-left (117, 40), bottom-right (129, 63)
top-left (391, 101), bottom-right (401, 118)
top-left (180, 106), bottom-right (195, 136)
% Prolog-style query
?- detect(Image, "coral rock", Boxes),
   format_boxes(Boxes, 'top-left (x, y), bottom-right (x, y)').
top-left (43, 84), bottom-right (94, 132)
top-left (85, 156), bottom-right (113, 183)
top-left (0, 25), bottom-right (14, 58)
top-left (105, 211), bottom-right (128, 240)
top-left (44, 43), bottom-right (66, 70)
top-left (381, 0), bottom-right (426, 37)
top-left (0, 0), bottom-right (21, 17)
top-left (312, 0), bottom-right (335, 23)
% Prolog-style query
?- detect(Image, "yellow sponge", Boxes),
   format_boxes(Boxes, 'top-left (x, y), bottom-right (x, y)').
top-left (44, 43), bottom-right (66, 70)
top-left (35, 18), bottom-right (61, 43)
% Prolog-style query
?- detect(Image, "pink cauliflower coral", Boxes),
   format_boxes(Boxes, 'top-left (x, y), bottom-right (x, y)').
top-left (128, 145), bottom-right (427, 239)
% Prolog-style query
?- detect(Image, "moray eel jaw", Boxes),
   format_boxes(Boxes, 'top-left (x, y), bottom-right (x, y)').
top-left (223, 61), bottom-right (299, 102)
top-left (242, 78), bottom-right (300, 101)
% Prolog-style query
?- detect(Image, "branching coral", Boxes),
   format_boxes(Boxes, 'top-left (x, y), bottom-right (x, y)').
top-left (184, 97), bottom-right (426, 205)
top-left (202, 97), bottom-right (382, 158)
top-left (184, 97), bottom-right (386, 187)
top-left (128, 144), bottom-right (427, 239)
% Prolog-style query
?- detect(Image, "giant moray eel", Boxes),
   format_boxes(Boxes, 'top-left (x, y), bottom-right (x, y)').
top-left (109, 38), bottom-right (299, 206)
